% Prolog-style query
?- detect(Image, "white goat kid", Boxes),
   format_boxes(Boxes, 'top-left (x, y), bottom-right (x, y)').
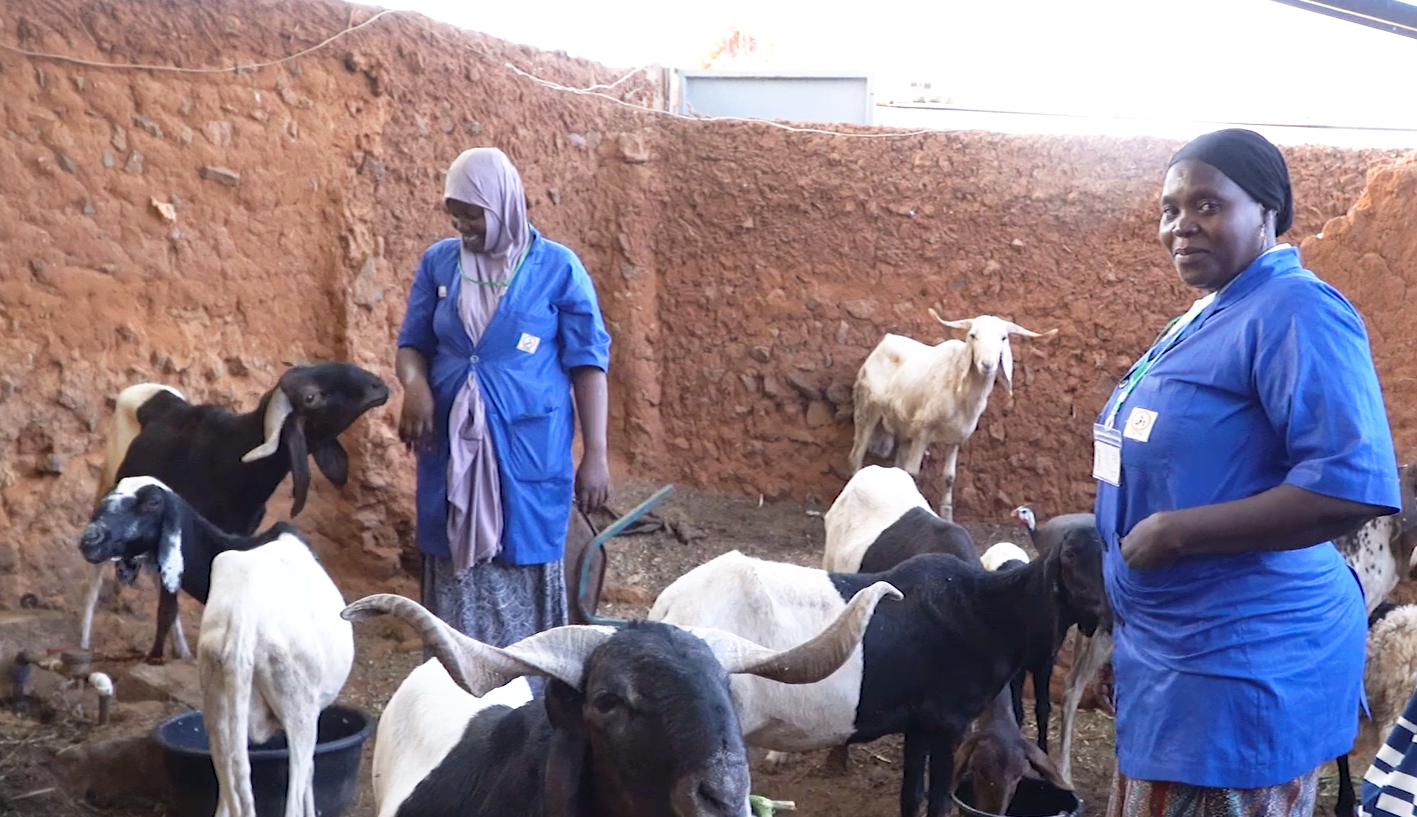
top-left (849, 311), bottom-right (1056, 521)
top-left (199, 537), bottom-right (354, 817)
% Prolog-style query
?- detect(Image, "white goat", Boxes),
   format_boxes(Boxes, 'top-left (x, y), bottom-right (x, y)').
top-left (200, 537), bottom-right (354, 817)
top-left (849, 311), bottom-right (1056, 521)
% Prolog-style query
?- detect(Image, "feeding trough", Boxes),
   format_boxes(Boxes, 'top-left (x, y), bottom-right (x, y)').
top-left (153, 703), bottom-right (374, 817)
top-left (953, 775), bottom-right (1084, 817)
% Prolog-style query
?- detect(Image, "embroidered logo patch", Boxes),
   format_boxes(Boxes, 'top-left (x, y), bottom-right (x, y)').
top-left (1123, 407), bottom-right (1158, 443)
top-left (517, 333), bottom-right (541, 354)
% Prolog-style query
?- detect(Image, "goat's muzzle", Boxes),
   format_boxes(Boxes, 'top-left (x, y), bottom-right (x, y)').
top-left (78, 525), bottom-right (113, 564)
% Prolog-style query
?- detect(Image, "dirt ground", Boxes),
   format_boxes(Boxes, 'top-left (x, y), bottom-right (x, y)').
top-left (0, 478), bottom-right (1384, 816)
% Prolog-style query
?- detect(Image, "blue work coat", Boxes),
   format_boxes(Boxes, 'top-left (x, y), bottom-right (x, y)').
top-left (1094, 245), bottom-right (1400, 788)
top-left (397, 228), bottom-right (610, 565)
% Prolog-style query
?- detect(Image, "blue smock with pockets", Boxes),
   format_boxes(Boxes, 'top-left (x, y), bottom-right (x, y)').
top-left (397, 227), bottom-right (611, 566)
top-left (1094, 244), bottom-right (1400, 789)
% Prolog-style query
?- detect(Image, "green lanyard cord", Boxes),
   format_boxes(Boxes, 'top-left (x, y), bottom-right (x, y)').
top-left (459, 244), bottom-right (530, 289)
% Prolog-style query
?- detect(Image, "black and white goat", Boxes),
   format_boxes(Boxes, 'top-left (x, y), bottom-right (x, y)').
top-left (819, 465), bottom-right (1069, 812)
top-left (81, 477), bottom-right (354, 817)
top-left (78, 363), bottom-right (389, 661)
top-left (649, 547), bottom-right (1105, 817)
top-left (343, 581), bottom-right (901, 817)
top-left (822, 465), bottom-right (977, 575)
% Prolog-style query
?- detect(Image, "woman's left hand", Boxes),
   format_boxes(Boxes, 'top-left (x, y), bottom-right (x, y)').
top-left (575, 451), bottom-right (610, 513)
top-left (1121, 512), bottom-right (1183, 570)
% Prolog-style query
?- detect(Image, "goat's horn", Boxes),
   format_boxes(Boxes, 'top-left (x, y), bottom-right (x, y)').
top-left (928, 308), bottom-right (973, 330)
top-left (1004, 322), bottom-right (1059, 339)
top-left (241, 389), bottom-right (293, 463)
top-left (340, 594), bottom-right (615, 695)
top-left (688, 580), bottom-right (902, 684)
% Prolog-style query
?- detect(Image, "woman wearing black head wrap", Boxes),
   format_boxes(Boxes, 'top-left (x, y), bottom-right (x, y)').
top-left (1091, 129), bottom-right (1401, 817)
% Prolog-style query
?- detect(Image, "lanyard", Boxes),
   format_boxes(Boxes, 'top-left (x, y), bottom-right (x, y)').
top-left (459, 244), bottom-right (530, 289)
top-left (1103, 292), bottom-right (1214, 429)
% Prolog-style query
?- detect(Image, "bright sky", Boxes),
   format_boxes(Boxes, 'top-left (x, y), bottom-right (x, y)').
top-left (366, 0), bottom-right (1417, 146)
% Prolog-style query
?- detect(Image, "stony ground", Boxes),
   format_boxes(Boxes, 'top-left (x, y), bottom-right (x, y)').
top-left (0, 478), bottom-right (1384, 816)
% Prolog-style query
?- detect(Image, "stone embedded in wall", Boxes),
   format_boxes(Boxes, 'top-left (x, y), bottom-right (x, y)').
top-left (199, 166), bottom-right (241, 187)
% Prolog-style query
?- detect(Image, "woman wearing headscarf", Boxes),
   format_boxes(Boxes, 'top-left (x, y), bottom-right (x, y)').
top-left (1093, 128), bottom-right (1400, 817)
top-left (395, 146), bottom-right (611, 649)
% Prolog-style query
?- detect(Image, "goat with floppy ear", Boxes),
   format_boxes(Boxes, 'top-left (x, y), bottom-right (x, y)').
top-left (78, 362), bottom-right (389, 662)
top-left (849, 310), bottom-right (1056, 521)
top-left (343, 582), bottom-right (900, 817)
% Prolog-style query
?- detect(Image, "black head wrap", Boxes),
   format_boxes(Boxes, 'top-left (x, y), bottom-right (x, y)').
top-left (1167, 128), bottom-right (1294, 235)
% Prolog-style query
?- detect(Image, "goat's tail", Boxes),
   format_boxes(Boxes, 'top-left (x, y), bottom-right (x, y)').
top-left (95, 383), bottom-right (185, 506)
top-left (200, 621), bottom-right (260, 817)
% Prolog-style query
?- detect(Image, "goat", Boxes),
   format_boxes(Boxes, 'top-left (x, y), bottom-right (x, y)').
top-left (342, 580), bottom-right (901, 817)
top-left (980, 542), bottom-right (1030, 572)
top-left (820, 468), bottom-right (1068, 812)
top-left (78, 362), bottom-right (389, 662)
top-left (80, 477), bottom-right (354, 817)
top-left (848, 311), bottom-right (1055, 521)
top-left (649, 548), bottom-right (1105, 817)
top-left (1010, 505), bottom-right (1109, 784)
top-left (822, 465), bottom-right (975, 575)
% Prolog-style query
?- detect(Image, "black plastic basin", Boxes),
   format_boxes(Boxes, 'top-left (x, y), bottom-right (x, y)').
top-left (153, 703), bottom-right (375, 817)
top-left (954, 775), bottom-right (1085, 817)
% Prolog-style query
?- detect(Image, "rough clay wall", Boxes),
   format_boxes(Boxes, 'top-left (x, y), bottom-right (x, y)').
top-left (0, 0), bottom-right (1406, 605)
top-left (0, 0), bottom-right (661, 604)
top-left (649, 126), bottom-right (1404, 518)
top-left (1302, 155), bottom-right (1417, 460)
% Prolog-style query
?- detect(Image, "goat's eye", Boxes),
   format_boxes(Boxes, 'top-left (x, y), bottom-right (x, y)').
top-left (591, 692), bottom-right (622, 714)
top-left (303, 392), bottom-right (317, 405)
top-left (141, 496), bottom-right (162, 512)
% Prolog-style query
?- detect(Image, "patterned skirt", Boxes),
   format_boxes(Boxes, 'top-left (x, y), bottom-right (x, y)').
top-left (1106, 766), bottom-right (1321, 817)
top-left (419, 553), bottom-right (569, 650)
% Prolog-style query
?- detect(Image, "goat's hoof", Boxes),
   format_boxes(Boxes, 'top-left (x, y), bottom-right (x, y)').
top-left (761, 751), bottom-right (792, 772)
top-left (144, 654), bottom-right (168, 666)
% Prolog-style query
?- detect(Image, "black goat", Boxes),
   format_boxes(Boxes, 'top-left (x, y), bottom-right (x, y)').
top-left (1010, 506), bottom-right (1107, 759)
top-left (78, 362), bottom-right (389, 661)
top-left (342, 581), bottom-right (899, 817)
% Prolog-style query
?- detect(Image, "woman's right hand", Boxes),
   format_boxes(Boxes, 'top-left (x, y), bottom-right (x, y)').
top-left (398, 378), bottom-right (436, 455)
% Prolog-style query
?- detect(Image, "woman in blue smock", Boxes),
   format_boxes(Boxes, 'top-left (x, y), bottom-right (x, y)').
top-left (394, 146), bottom-right (611, 649)
top-left (1095, 128), bottom-right (1400, 817)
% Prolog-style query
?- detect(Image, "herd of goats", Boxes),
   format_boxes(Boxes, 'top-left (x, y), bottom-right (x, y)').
top-left (55, 308), bottom-right (1417, 817)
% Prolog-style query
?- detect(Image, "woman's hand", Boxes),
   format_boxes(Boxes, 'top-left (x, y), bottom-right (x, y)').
top-left (575, 450), bottom-right (610, 512)
top-left (1120, 512), bottom-right (1183, 571)
top-left (398, 378), bottom-right (435, 454)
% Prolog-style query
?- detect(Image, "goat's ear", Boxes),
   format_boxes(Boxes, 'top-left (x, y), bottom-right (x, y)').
top-left (543, 679), bottom-right (590, 817)
top-left (156, 500), bottom-right (185, 594)
top-left (997, 338), bottom-right (1014, 396)
top-left (1024, 740), bottom-right (1072, 790)
top-left (311, 440), bottom-right (349, 487)
top-left (287, 415), bottom-right (311, 517)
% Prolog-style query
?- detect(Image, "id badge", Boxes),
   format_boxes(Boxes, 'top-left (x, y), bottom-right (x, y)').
top-left (1092, 423), bottom-right (1122, 486)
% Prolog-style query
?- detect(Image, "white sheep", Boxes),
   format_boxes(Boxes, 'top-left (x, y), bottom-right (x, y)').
top-left (81, 478), bottom-right (354, 817)
top-left (848, 311), bottom-right (1056, 521)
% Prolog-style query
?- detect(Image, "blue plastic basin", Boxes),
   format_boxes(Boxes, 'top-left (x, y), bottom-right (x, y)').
top-left (152, 703), bottom-right (375, 817)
